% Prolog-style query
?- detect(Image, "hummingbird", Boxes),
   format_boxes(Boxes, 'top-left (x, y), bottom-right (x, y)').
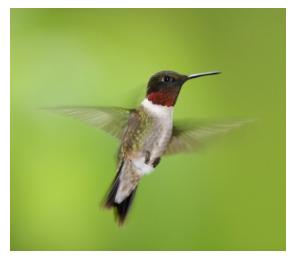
top-left (49, 70), bottom-right (247, 225)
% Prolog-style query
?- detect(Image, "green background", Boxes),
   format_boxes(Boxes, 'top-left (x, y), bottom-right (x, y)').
top-left (11, 9), bottom-right (285, 250)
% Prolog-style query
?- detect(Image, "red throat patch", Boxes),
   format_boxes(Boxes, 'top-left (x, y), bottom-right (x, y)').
top-left (147, 90), bottom-right (179, 107)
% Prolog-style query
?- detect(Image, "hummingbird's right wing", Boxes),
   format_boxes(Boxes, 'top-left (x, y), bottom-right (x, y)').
top-left (46, 106), bottom-right (132, 139)
top-left (166, 119), bottom-right (252, 155)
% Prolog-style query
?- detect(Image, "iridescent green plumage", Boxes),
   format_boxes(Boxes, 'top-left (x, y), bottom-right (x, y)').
top-left (120, 107), bottom-right (153, 155)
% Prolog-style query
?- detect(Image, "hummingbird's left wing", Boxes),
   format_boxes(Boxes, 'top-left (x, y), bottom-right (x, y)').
top-left (46, 106), bottom-right (132, 139)
top-left (166, 119), bottom-right (252, 155)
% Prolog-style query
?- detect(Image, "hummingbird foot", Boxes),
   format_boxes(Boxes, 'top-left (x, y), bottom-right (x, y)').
top-left (144, 151), bottom-right (161, 168)
top-left (152, 157), bottom-right (161, 168)
top-left (144, 151), bottom-right (151, 164)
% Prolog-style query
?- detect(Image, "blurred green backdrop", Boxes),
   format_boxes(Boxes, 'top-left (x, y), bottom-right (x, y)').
top-left (10, 9), bottom-right (285, 250)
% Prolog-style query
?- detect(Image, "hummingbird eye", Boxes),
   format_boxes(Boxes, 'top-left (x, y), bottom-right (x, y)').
top-left (162, 75), bottom-right (175, 83)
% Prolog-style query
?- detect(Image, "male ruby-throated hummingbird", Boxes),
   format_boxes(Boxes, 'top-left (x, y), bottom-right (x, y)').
top-left (50, 70), bottom-right (247, 225)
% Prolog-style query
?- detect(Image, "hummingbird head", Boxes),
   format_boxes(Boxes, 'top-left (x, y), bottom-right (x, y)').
top-left (146, 70), bottom-right (221, 107)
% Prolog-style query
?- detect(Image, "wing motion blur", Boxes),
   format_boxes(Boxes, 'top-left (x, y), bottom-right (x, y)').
top-left (46, 107), bottom-right (252, 155)
top-left (46, 106), bottom-right (132, 139)
top-left (166, 119), bottom-right (252, 155)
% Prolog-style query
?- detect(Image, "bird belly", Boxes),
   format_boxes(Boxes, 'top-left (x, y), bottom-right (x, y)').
top-left (132, 122), bottom-right (172, 175)
top-left (132, 156), bottom-right (154, 175)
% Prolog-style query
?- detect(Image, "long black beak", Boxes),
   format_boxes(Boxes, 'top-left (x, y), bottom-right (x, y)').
top-left (187, 71), bottom-right (221, 80)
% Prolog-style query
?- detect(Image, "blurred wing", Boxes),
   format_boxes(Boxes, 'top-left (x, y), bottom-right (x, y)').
top-left (47, 106), bottom-right (132, 139)
top-left (166, 119), bottom-right (252, 155)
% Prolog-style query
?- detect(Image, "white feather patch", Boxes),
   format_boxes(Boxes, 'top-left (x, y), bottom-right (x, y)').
top-left (132, 157), bottom-right (154, 175)
top-left (141, 98), bottom-right (173, 118)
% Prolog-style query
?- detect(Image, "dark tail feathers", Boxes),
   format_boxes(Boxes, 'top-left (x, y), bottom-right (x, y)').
top-left (104, 162), bottom-right (137, 225)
